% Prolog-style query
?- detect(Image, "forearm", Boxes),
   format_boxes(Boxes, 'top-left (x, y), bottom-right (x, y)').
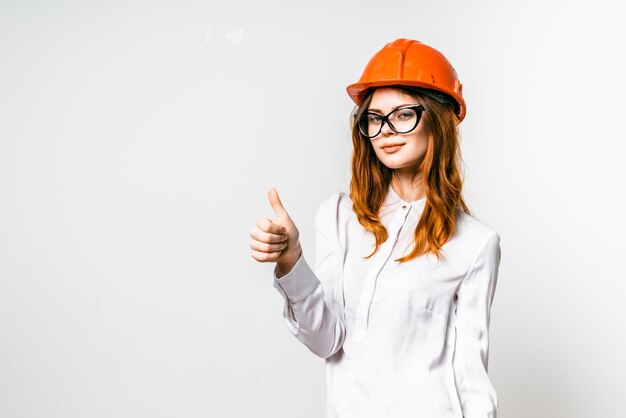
top-left (272, 251), bottom-right (346, 359)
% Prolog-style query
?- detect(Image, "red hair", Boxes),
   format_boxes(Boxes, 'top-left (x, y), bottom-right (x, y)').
top-left (348, 86), bottom-right (472, 262)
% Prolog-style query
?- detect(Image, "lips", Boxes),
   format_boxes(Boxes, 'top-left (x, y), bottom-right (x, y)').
top-left (383, 144), bottom-right (404, 154)
top-left (382, 143), bottom-right (404, 153)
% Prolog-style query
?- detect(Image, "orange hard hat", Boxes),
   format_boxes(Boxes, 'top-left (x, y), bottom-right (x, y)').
top-left (346, 38), bottom-right (466, 123)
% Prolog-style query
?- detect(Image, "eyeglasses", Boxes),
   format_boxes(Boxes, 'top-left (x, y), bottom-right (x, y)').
top-left (356, 104), bottom-right (425, 139)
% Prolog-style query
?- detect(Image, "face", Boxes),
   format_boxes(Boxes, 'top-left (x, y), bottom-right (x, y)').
top-left (365, 87), bottom-right (429, 173)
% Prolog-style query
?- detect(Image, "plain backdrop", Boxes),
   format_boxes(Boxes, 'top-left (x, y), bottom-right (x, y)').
top-left (1, 0), bottom-right (625, 417)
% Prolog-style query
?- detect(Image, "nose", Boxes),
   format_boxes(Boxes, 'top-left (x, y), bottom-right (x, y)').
top-left (380, 120), bottom-right (395, 136)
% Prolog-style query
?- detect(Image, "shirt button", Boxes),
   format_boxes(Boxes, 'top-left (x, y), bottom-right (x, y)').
top-left (402, 205), bottom-right (407, 210)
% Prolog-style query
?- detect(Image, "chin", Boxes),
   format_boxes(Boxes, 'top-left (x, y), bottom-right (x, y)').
top-left (381, 161), bottom-right (407, 170)
top-left (380, 157), bottom-right (422, 171)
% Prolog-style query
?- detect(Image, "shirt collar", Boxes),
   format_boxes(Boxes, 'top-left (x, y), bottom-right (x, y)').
top-left (382, 183), bottom-right (427, 214)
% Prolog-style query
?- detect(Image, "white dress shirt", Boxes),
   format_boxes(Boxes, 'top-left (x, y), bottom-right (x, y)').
top-left (272, 183), bottom-right (501, 418)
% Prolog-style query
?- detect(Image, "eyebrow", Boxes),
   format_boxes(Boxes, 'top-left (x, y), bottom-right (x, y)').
top-left (367, 104), bottom-right (418, 113)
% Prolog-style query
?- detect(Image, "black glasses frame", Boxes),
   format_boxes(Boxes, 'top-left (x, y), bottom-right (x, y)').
top-left (356, 104), bottom-right (425, 139)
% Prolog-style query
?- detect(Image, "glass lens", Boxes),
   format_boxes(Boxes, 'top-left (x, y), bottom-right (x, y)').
top-left (358, 106), bottom-right (421, 138)
top-left (388, 108), bottom-right (419, 134)
top-left (358, 113), bottom-right (383, 138)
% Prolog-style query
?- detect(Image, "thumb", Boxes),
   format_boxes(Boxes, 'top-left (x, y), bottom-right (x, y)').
top-left (268, 187), bottom-right (289, 219)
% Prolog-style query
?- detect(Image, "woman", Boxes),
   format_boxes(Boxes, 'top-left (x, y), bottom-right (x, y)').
top-left (250, 38), bottom-right (502, 418)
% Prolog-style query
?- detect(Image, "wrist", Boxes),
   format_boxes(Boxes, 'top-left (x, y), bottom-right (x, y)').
top-left (276, 244), bottom-right (302, 278)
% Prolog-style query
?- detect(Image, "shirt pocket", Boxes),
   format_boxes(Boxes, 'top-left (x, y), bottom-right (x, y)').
top-left (405, 292), bottom-right (449, 356)
top-left (407, 292), bottom-right (447, 325)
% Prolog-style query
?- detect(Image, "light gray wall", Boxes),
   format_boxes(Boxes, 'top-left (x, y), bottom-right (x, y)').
top-left (1, 0), bottom-right (624, 417)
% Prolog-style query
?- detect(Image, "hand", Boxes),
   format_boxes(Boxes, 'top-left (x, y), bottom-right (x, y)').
top-left (250, 187), bottom-right (302, 268)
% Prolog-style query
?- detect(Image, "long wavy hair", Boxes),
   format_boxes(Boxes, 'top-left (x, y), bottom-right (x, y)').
top-left (349, 86), bottom-right (472, 263)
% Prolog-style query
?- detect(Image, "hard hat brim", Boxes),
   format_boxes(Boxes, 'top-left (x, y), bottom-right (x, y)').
top-left (346, 80), bottom-right (466, 122)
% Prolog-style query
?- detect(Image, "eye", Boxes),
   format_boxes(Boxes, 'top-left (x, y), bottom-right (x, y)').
top-left (367, 114), bottom-right (382, 123)
top-left (397, 111), bottom-right (415, 120)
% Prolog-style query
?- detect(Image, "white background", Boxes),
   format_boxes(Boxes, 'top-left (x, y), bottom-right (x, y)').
top-left (1, 0), bottom-right (625, 417)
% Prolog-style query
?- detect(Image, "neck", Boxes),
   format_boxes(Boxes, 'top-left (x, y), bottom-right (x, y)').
top-left (391, 170), bottom-right (425, 202)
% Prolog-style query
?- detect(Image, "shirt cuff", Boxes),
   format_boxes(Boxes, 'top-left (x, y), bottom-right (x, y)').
top-left (272, 253), bottom-right (320, 303)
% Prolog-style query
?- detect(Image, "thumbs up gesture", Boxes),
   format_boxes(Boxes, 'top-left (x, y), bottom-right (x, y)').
top-left (250, 187), bottom-right (302, 272)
